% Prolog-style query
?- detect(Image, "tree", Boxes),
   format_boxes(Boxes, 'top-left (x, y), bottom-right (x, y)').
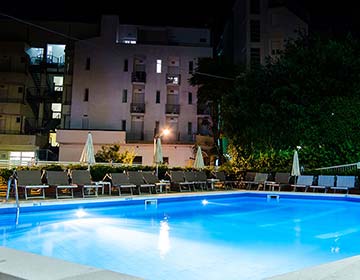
top-left (223, 34), bottom-right (360, 169)
top-left (95, 144), bottom-right (136, 164)
top-left (189, 57), bottom-right (241, 164)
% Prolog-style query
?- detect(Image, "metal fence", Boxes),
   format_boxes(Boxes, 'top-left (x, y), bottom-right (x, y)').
top-left (0, 160), bottom-right (135, 169)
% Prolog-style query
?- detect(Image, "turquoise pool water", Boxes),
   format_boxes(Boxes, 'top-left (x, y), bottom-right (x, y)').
top-left (1, 193), bottom-right (360, 279)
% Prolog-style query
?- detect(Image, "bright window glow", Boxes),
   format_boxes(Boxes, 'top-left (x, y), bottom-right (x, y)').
top-left (156, 59), bottom-right (162, 73)
top-left (53, 76), bottom-right (63, 91)
top-left (122, 40), bottom-right (137, 44)
top-left (51, 103), bottom-right (62, 119)
top-left (10, 151), bottom-right (35, 165)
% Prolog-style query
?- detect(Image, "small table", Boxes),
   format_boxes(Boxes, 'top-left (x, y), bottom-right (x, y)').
top-left (264, 181), bottom-right (277, 191)
top-left (96, 181), bottom-right (112, 195)
top-left (207, 178), bottom-right (219, 190)
top-left (156, 180), bottom-right (170, 193)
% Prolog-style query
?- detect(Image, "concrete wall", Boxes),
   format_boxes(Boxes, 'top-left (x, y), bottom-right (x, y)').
top-left (57, 129), bottom-right (193, 167)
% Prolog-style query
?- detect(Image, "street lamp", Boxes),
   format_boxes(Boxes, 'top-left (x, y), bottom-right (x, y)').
top-left (154, 128), bottom-right (170, 177)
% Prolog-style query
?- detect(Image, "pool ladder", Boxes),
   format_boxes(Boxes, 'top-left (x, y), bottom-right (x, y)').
top-left (6, 170), bottom-right (20, 225)
top-left (267, 194), bottom-right (280, 202)
top-left (145, 199), bottom-right (158, 209)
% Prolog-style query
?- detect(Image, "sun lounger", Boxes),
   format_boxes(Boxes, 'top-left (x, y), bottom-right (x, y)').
top-left (214, 171), bottom-right (239, 189)
top-left (291, 175), bottom-right (314, 192)
top-left (243, 172), bottom-right (268, 190)
top-left (16, 170), bottom-right (49, 200)
top-left (308, 175), bottom-right (334, 193)
top-left (128, 171), bottom-right (154, 195)
top-left (142, 171), bottom-right (169, 193)
top-left (264, 172), bottom-right (290, 191)
top-left (331, 175), bottom-right (356, 194)
top-left (169, 171), bottom-right (192, 192)
top-left (46, 170), bottom-right (77, 199)
top-left (71, 170), bottom-right (100, 198)
top-left (110, 173), bottom-right (137, 195)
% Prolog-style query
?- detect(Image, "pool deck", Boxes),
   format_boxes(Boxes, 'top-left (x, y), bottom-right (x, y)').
top-left (267, 255), bottom-right (360, 280)
top-left (1, 190), bottom-right (360, 279)
top-left (0, 247), bottom-right (142, 280)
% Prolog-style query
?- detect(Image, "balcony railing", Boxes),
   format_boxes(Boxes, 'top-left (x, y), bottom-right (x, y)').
top-left (131, 71), bottom-right (146, 83)
top-left (130, 103), bottom-right (145, 113)
top-left (165, 104), bottom-right (180, 114)
top-left (166, 74), bottom-right (181, 85)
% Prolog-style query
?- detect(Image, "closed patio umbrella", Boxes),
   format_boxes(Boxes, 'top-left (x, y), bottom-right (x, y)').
top-left (194, 146), bottom-right (205, 169)
top-left (291, 150), bottom-right (301, 183)
top-left (80, 132), bottom-right (96, 170)
top-left (154, 137), bottom-right (163, 176)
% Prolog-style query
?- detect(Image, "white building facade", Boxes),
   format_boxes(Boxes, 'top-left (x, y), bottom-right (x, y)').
top-left (58, 15), bottom-right (213, 167)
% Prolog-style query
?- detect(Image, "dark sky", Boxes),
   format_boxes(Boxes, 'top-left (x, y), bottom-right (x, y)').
top-left (1, 1), bottom-right (359, 39)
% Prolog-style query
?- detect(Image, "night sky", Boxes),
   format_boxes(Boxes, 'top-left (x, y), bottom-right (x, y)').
top-left (1, 0), bottom-right (359, 40)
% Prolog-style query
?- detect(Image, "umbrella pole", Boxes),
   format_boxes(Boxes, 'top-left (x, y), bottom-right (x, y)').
top-left (156, 164), bottom-right (159, 177)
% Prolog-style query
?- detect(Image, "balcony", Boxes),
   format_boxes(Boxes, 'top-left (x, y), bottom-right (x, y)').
top-left (165, 104), bottom-right (180, 115)
top-left (131, 71), bottom-right (146, 83)
top-left (166, 74), bottom-right (181, 85)
top-left (130, 103), bottom-right (145, 113)
top-left (197, 104), bottom-right (211, 115)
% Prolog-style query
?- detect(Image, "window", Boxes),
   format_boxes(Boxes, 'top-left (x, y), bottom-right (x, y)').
top-left (122, 89), bottom-right (128, 103)
top-left (84, 88), bottom-right (89, 102)
top-left (188, 92), bottom-right (192, 104)
top-left (188, 122), bottom-right (192, 135)
top-left (156, 90), bottom-right (160, 104)
top-left (53, 76), bottom-right (63, 91)
top-left (51, 103), bottom-right (62, 119)
top-left (85, 57), bottom-right (90, 70)
top-left (156, 59), bottom-right (162, 73)
top-left (200, 38), bottom-right (207, 43)
top-left (16, 117), bottom-right (21, 123)
top-left (250, 48), bottom-right (261, 67)
top-left (189, 61), bottom-right (194, 73)
top-left (121, 120), bottom-right (126, 131)
top-left (250, 0), bottom-right (260, 14)
top-left (124, 59), bottom-right (128, 72)
top-left (18, 87), bottom-right (23, 93)
top-left (82, 115), bottom-right (89, 129)
top-left (163, 157), bottom-right (169, 165)
top-left (250, 20), bottom-right (260, 42)
top-left (133, 156), bottom-right (142, 164)
top-left (155, 121), bottom-right (159, 136)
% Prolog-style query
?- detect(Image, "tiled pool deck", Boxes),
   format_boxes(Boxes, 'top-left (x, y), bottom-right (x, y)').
top-left (1, 190), bottom-right (360, 280)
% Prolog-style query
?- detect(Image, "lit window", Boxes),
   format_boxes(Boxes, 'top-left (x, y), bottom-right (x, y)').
top-left (51, 103), bottom-right (62, 119)
top-left (53, 76), bottom-right (63, 91)
top-left (10, 151), bottom-right (35, 166)
top-left (156, 59), bottom-right (162, 73)
top-left (122, 40), bottom-right (137, 44)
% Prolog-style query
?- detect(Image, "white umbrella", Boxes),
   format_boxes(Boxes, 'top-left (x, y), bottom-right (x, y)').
top-left (80, 132), bottom-right (96, 170)
top-left (154, 137), bottom-right (163, 176)
top-left (194, 146), bottom-right (205, 169)
top-left (291, 150), bottom-right (301, 182)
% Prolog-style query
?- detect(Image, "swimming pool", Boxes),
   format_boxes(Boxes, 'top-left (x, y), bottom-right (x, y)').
top-left (1, 193), bottom-right (360, 280)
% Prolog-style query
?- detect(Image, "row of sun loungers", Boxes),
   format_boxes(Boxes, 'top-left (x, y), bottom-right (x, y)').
top-left (11, 170), bottom-right (232, 200)
top-left (9, 170), bottom-right (357, 200)
top-left (242, 172), bottom-right (356, 194)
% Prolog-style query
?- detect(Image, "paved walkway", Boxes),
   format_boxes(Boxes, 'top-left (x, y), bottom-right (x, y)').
top-left (267, 255), bottom-right (360, 280)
